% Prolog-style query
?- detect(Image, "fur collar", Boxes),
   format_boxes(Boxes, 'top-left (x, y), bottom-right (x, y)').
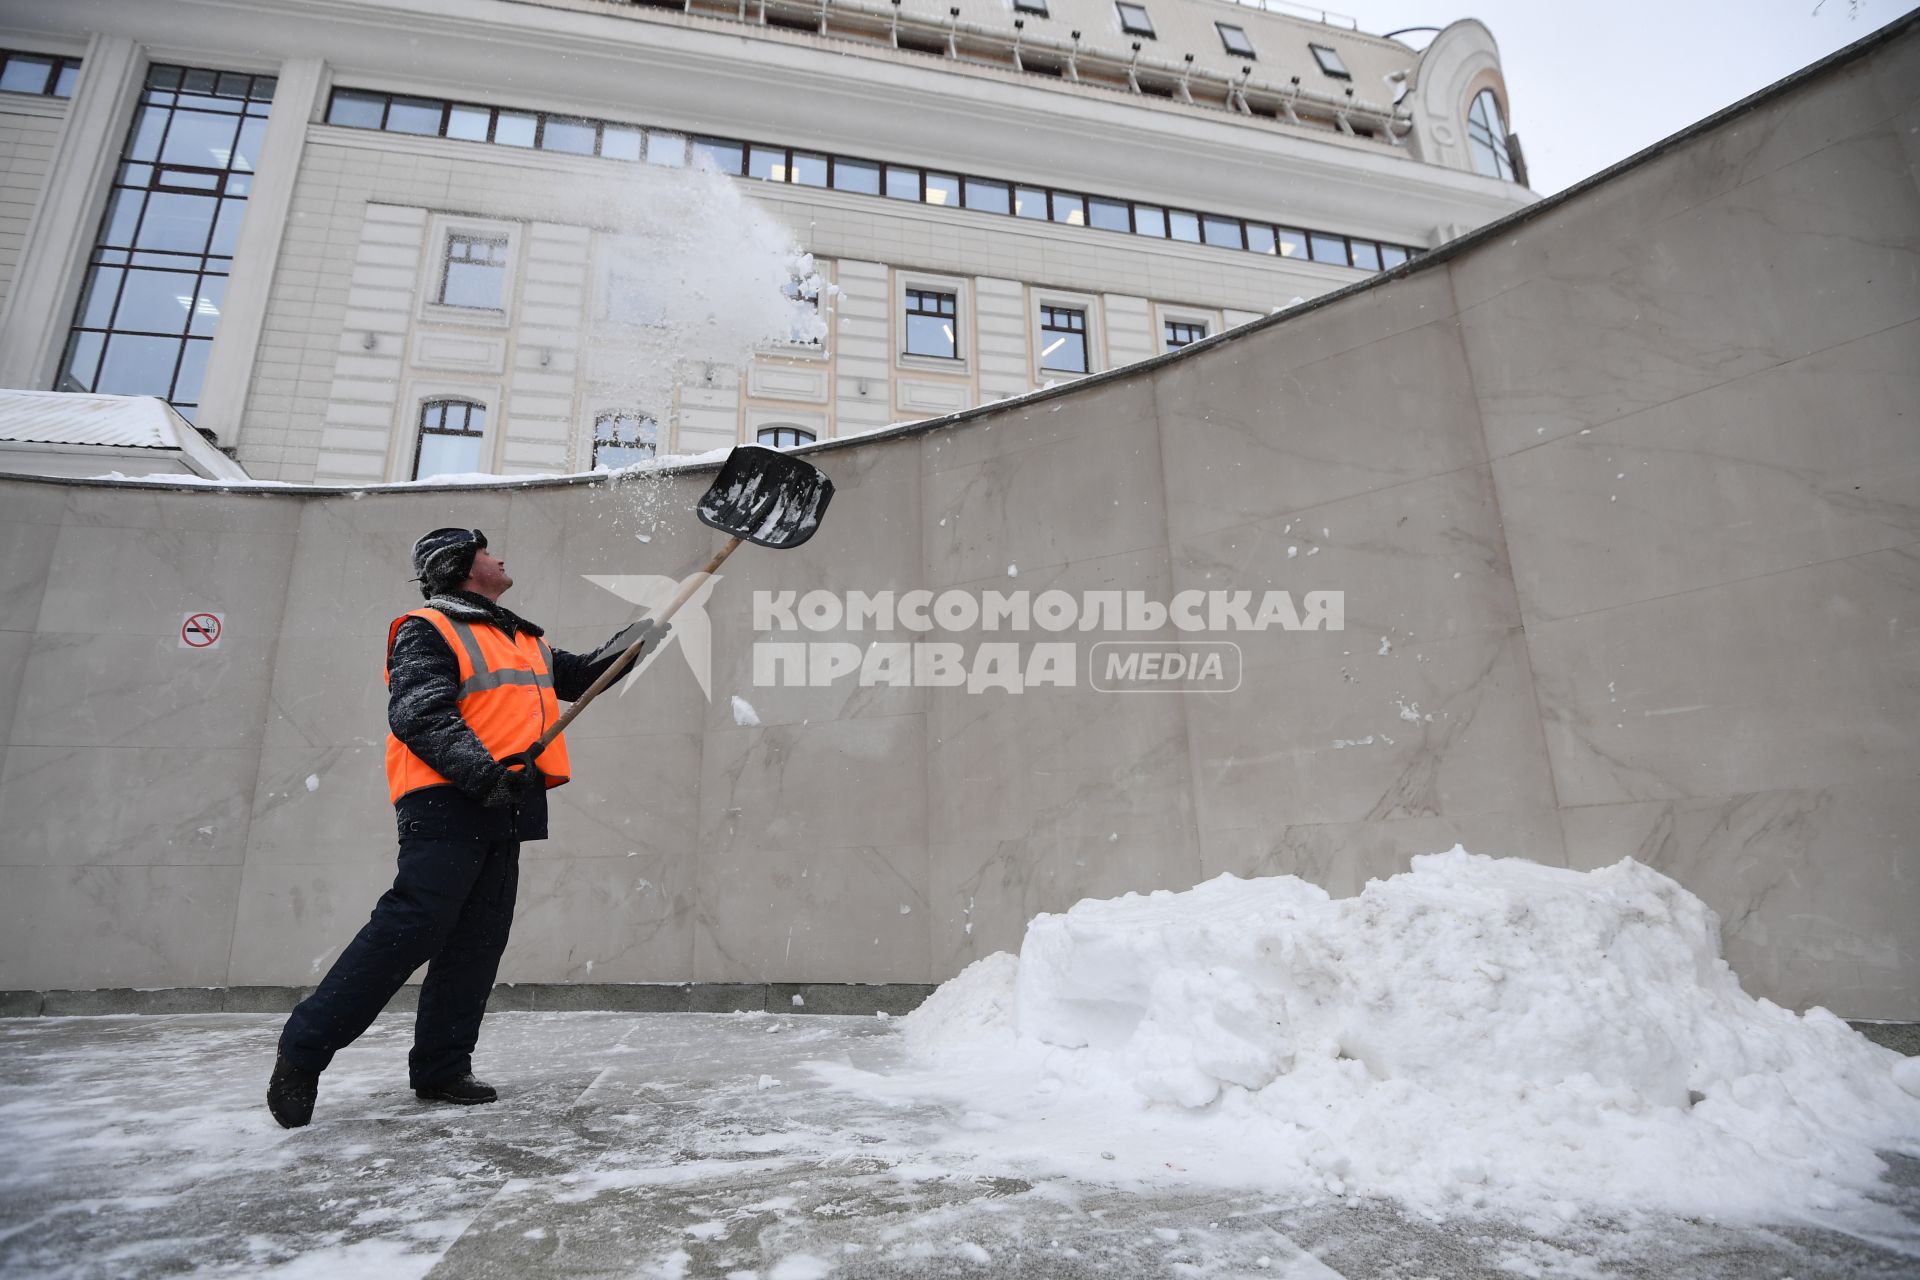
top-left (420, 591), bottom-right (545, 638)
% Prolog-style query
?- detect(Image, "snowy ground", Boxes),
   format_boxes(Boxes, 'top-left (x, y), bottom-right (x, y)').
top-left (2, 1010), bottom-right (1916, 1279)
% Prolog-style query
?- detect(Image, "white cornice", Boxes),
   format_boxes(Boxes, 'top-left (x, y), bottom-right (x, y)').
top-left (0, 0), bottom-right (1532, 237)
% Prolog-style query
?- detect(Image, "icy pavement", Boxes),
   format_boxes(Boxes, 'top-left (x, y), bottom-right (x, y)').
top-left (1, 1011), bottom-right (1917, 1279)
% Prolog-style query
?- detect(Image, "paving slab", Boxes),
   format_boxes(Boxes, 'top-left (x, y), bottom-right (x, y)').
top-left (0, 1012), bottom-right (1915, 1278)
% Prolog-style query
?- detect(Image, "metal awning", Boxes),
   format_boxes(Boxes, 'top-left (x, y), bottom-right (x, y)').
top-left (0, 390), bottom-right (251, 480)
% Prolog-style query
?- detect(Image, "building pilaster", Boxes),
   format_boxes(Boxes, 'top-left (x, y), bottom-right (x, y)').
top-left (195, 56), bottom-right (325, 448)
top-left (0, 34), bottom-right (142, 389)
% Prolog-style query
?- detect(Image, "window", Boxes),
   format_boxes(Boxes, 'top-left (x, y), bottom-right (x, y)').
top-left (1116, 3), bottom-right (1155, 38)
top-left (832, 158), bottom-right (880, 194)
top-left (448, 105), bottom-right (492, 143)
top-left (1308, 231), bottom-right (1348, 265)
top-left (1164, 320), bottom-right (1207, 351)
top-left (1014, 0), bottom-right (1049, 13)
top-left (540, 116), bottom-right (597, 155)
top-left (414, 399), bottom-right (487, 479)
top-left (593, 411), bottom-right (657, 469)
top-left (1087, 198), bottom-right (1130, 233)
top-left (325, 88), bottom-right (385, 128)
top-left (646, 132), bottom-right (687, 166)
top-left (599, 127), bottom-right (642, 160)
top-left (781, 276), bottom-right (822, 345)
top-left (1380, 245), bottom-right (1409, 269)
top-left (758, 425), bottom-right (816, 449)
top-left (55, 64), bottom-right (274, 424)
top-left (791, 151), bottom-right (828, 186)
top-left (1039, 306), bottom-right (1088, 374)
top-left (439, 234), bottom-right (508, 309)
top-left (747, 144), bottom-right (785, 182)
top-left (1309, 43), bottom-right (1350, 79)
top-left (494, 112), bottom-right (536, 147)
top-left (384, 96), bottom-right (443, 135)
top-left (884, 165), bottom-right (921, 201)
top-left (692, 137), bottom-right (744, 174)
top-left (904, 288), bottom-right (957, 359)
top-left (1216, 24), bottom-right (1255, 58)
top-left (1202, 215), bottom-right (1243, 249)
top-left (604, 265), bottom-right (667, 326)
top-left (311, 88), bottom-right (1417, 275)
top-left (1467, 89), bottom-right (1516, 181)
top-left (0, 51), bottom-right (82, 98)
top-left (963, 179), bottom-right (1011, 215)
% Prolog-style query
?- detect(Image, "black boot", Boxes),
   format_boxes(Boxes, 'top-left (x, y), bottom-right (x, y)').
top-left (414, 1072), bottom-right (498, 1106)
top-left (266, 1053), bottom-right (320, 1128)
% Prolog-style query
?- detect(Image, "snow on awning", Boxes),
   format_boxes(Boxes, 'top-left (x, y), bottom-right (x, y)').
top-left (0, 390), bottom-right (251, 480)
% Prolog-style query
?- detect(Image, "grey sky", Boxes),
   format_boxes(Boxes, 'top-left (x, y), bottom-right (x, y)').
top-left (1328, 0), bottom-right (1910, 193)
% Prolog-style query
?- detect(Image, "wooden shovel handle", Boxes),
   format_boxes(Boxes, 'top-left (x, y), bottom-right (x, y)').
top-left (532, 535), bottom-right (743, 754)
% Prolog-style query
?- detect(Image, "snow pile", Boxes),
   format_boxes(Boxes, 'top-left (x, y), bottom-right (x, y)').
top-left (1012, 850), bottom-right (1733, 1111)
top-left (903, 950), bottom-right (1017, 1061)
top-left (892, 849), bottom-right (1920, 1231)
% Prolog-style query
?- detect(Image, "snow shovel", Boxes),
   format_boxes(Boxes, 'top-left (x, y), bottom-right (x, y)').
top-left (526, 444), bottom-right (835, 756)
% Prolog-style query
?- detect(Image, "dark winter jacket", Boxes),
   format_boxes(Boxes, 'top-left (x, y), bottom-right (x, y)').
top-left (388, 591), bottom-right (639, 842)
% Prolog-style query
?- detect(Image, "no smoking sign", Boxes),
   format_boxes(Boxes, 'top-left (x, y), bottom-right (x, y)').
top-left (179, 612), bottom-right (224, 650)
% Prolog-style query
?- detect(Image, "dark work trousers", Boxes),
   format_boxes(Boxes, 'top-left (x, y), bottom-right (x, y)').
top-left (279, 818), bottom-right (520, 1088)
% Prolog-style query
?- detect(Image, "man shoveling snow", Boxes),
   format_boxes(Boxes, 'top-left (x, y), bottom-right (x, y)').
top-left (267, 528), bottom-right (667, 1127)
top-left (268, 447), bottom-right (834, 1128)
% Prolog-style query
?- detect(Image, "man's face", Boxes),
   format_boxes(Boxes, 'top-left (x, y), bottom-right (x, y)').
top-left (464, 547), bottom-right (513, 598)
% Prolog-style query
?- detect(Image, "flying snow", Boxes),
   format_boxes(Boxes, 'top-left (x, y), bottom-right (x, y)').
top-left (571, 159), bottom-right (827, 535)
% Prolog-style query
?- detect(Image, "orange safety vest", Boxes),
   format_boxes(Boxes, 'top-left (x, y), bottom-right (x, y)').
top-left (383, 607), bottom-right (572, 803)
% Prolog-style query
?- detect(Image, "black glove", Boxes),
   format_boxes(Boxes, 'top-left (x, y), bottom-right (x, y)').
top-left (630, 616), bottom-right (672, 651)
top-left (480, 757), bottom-right (535, 808)
top-left (594, 616), bottom-right (673, 668)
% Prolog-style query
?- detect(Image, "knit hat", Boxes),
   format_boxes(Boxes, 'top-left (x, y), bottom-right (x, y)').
top-left (411, 527), bottom-right (487, 598)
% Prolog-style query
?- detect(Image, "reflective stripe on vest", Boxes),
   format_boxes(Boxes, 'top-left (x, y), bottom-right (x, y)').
top-left (440, 616), bottom-right (557, 697)
top-left (383, 607), bottom-right (572, 803)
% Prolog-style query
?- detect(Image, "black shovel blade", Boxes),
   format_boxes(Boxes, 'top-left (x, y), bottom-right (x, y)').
top-left (696, 444), bottom-right (835, 548)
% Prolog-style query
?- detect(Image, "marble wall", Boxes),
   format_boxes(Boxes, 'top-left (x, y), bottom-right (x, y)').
top-left (0, 22), bottom-right (1914, 1015)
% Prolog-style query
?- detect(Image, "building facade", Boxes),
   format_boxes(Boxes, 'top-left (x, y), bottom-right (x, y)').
top-left (0, 0), bottom-right (1533, 483)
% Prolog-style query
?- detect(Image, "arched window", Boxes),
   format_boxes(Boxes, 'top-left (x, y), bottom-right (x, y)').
top-left (757, 425), bottom-right (815, 449)
top-left (413, 399), bottom-right (487, 480)
top-left (593, 410), bottom-right (657, 469)
top-left (1467, 89), bottom-right (1515, 181)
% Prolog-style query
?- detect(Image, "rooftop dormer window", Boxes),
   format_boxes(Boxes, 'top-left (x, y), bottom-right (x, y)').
top-left (1467, 88), bottom-right (1516, 181)
top-left (1309, 43), bottom-right (1350, 79)
top-left (1116, 3), bottom-right (1155, 39)
top-left (1216, 24), bottom-right (1255, 59)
